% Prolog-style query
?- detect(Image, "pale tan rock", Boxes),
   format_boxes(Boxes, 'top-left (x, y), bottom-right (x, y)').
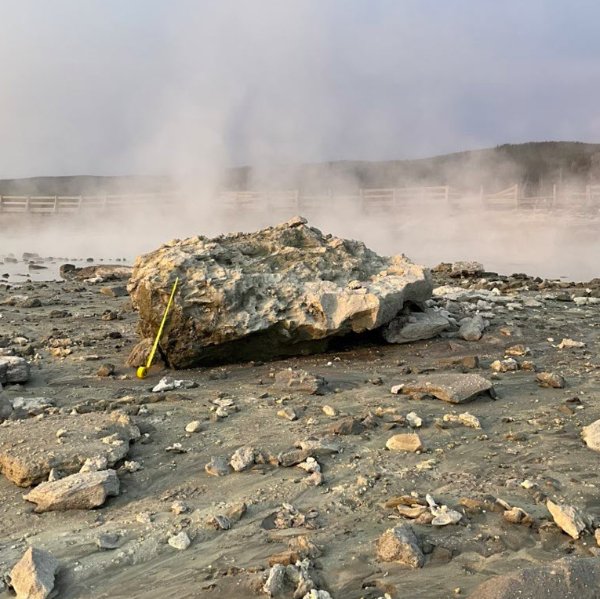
top-left (9, 547), bottom-right (59, 599)
top-left (0, 412), bottom-right (139, 487)
top-left (400, 373), bottom-right (495, 403)
top-left (376, 524), bottom-right (424, 568)
top-left (24, 470), bottom-right (120, 512)
top-left (386, 433), bottom-right (423, 452)
top-left (583, 420), bottom-right (600, 452)
top-left (547, 500), bottom-right (586, 539)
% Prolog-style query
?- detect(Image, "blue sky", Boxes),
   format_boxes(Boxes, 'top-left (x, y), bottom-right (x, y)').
top-left (1, 0), bottom-right (600, 178)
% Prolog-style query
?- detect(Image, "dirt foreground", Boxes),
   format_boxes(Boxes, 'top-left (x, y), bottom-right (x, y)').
top-left (1, 265), bottom-right (600, 599)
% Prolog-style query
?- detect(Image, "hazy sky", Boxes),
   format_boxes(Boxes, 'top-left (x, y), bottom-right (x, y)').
top-left (1, 0), bottom-right (600, 178)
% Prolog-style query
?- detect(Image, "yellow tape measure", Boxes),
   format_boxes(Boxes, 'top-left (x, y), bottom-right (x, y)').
top-left (137, 277), bottom-right (179, 379)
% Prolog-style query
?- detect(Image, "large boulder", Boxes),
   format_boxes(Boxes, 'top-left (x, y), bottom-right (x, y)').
top-left (468, 557), bottom-right (600, 599)
top-left (127, 218), bottom-right (432, 367)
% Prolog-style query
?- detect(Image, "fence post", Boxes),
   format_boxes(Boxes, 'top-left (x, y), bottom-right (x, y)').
top-left (103, 195), bottom-right (108, 211)
top-left (552, 184), bottom-right (557, 206)
top-left (444, 186), bottom-right (449, 203)
top-left (53, 196), bottom-right (58, 213)
top-left (0, 195), bottom-right (2, 213)
top-left (26, 196), bottom-right (31, 212)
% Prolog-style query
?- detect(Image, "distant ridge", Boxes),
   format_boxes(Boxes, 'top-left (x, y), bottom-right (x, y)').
top-left (2, 142), bottom-right (600, 196)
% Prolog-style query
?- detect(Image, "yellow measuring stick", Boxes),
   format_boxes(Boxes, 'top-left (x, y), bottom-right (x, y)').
top-left (137, 277), bottom-right (179, 379)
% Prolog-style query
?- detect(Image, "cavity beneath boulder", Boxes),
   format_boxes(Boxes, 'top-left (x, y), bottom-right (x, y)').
top-left (127, 217), bottom-right (432, 368)
top-left (0, 412), bottom-right (140, 487)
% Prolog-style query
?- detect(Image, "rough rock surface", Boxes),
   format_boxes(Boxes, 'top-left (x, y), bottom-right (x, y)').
top-left (127, 218), bottom-right (432, 367)
top-left (400, 373), bottom-right (495, 403)
top-left (0, 412), bottom-right (140, 486)
top-left (383, 309), bottom-right (450, 344)
top-left (9, 547), bottom-right (59, 599)
top-left (546, 500), bottom-right (586, 539)
top-left (376, 524), bottom-right (424, 568)
top-left (468, 557), bottom-right (600, 599)
top-left (24, 470), bottom-right (120, 512)
top-left (272, 369), bottom-right (327, 395)
top-left (0, 356), bottom-right (30, 384)
top-left (582, 419), bottom-right (600, 451)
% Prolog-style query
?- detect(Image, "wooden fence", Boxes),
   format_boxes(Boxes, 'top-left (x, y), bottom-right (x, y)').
top-left (218, 184), bottom-right (600, 215)
top-left (0, 192), bottom-right (179, 214)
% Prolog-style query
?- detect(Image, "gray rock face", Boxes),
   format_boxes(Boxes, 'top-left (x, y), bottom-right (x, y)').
top-left (383, 309), bottom-right (450, 344)
top-left (0, 412), bottom-right (140, 487)
top-left (127, 218), bottom-right (432, 367)
top-left (9, 547), bottom-right (59, 599)
top-left (459, 315), bottom-right (486, 341)
top-left (468, 557), bottom-right (600, 599)
top-left (400, 373), bottom-right (495, 403)
top-left (24, 469), bottom-right (120, 512)
top-left (0, 356), bottom-right (30, 384)
top-left (376, 524), bottom-right (424, 568)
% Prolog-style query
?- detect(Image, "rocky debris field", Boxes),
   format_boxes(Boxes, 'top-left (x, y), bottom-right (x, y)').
top-left (2, 239), bottom-right (600, 597)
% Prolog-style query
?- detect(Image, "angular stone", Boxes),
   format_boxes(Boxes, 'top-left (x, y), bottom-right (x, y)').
top-left (383, 309), bottom-right (449, 344)
top-left (386, 433), bottom-right (423, 452)
top-left (459, 315), bottom-right (486, 341)
top-left (469, 557), bottom-right (600, 599)
top-left (582, 420), bottom-right (600, 452)
top-left (9, 547), bottom-right (59, 599)
top-left (128, 218), bottom-right (432, 367)
top-left (536, 372), bottom-right (565, 388)
top-left (24, 470), bottom-right (120, 512)
top-left (376, 524), bottom-right (424, 568)
top-left (0, 412), bottom-right (139, 487)
top-left (168, 531), bottom-right (191, 550)
top-left (400, 373), bottom-right (494, 403)
top-left (273, 369), bottom-right (327, 395)
top-left (205, 456), bottom-right (230, 477)
top-left (0, 356), bottom-right (30, 384)
top-left (230, 446), bottom-right (255, 472)
top-left (547, 500), bottom-right (586, 539)
top-left (328, 418), bottom-right (364, 436)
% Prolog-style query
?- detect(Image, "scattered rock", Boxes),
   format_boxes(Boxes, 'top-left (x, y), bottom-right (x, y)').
top-left (0, 412), bottom-right (140, 486)
top-left (9, 547), bottom-right (59, 599)
top-left (230, 447), bottom-right (255, 472)
top-left (96, 533), bottom-right (121, 550)
top-left (205, 456), bottom-right (231, 477)
top-left (376, 524), bottom-right (424, 568)
top-left (185, 420), bottom-right (202, 433)
top-left (386, 433), bottom-right (423, 452)
top-left (0, 356), bottom-right (30, 384)
top-left (383, 309), bottom-right (450, 344)
top-left (273, 369), bottom-right (327, 395)
top-left (24, 470), bottom-right (120, 512)
top-left (168, 531), bottom-right (191, 550)
top-left (459, 315), bottom-right (486, 341)
top-left (546, 500), bottom-right (586, 539)
top-left (582, 419), bottom-right (600, 451)
top-left (399, 373), bottom-right (495, 403)
top-left (536, 372), bottom-right (565, 389)
top-left (328, 418), bottom-right (364, 436)
top-left (96, 363), bottom-right (115, 377)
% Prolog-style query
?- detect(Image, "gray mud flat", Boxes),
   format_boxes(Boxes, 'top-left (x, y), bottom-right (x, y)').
top-left (1, 270), bottom-right (600, 598)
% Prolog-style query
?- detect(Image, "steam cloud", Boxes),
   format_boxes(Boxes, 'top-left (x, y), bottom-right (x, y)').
top-left (1, 1), bottom-right (600, 280)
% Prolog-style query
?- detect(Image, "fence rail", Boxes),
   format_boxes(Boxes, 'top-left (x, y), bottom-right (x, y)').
top-left (0, 192), bottom-right (179, 214)
top-left (217, 184), bottom-right (600, 215)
